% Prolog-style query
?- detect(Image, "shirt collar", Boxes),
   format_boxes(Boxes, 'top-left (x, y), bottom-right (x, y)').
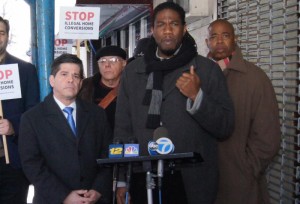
top-left (155, 44), bottom-right (182, 60)
top-left (53, 96), bottom-right (76, 110)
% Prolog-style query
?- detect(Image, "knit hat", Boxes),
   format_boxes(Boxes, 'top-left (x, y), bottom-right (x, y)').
top-left (95, 45), bottom-right (127, 61)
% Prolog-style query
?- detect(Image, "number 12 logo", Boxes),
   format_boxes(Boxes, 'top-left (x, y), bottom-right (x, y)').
top-left (110, 147), bottom-right (123, 155)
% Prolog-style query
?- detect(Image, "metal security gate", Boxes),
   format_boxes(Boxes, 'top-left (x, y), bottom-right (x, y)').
top-left (218, 0), bottom-right (299, 203)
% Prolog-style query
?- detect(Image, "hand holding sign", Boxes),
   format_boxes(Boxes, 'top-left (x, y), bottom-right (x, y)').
top-left (0, 114), bottom-right (15, 164)
top-left (0, 112), bottom-right (9, 164)
top-left (0, 64), bottom-right (22, 164)
top-left (0, 117), bottom-right (15, 135)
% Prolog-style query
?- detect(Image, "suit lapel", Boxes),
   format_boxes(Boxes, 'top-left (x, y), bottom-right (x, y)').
top-left (76, 99), bottom-right (90, 140)
top-left (43, 94), bottom-right (77, 143)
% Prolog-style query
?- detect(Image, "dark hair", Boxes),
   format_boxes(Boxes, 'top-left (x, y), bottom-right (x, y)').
top-left (152, 2), bottom-right (186, 26)
top-left (51, 54), bottom-right (84, 79)
top-left (0, 16), bottom-right (10, 34)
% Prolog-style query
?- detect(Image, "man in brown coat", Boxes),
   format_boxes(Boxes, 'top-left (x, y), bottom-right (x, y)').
top-left (206, 19), bottom-right (281, 204)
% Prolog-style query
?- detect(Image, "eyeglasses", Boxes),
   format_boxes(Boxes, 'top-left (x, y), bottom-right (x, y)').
top-left (98, 57), bottom-right (122, 65)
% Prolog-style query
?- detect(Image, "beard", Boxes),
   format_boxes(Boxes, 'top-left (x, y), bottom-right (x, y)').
top-left (159, 48), bottom-right (177, 57)
top-left (157, 42), bottom-right (182, 57)
top-left (154, 34), bottom-right (184, 58)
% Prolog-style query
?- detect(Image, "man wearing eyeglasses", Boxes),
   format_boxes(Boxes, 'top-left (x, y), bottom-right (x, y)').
top-left (79, 46), bottom-right (127, 129)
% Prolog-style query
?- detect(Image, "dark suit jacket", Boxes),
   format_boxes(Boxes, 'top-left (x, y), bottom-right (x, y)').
top-left (19, 94), bottom-right (112, 204)
top-left (1, 52), bottom-right (40, 168)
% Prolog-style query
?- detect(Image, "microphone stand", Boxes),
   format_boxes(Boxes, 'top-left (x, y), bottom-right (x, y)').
top-left (125, 162), bottom-right (132, 204)
top-left (146, 171), bottom-right (155, 204)
top-left (110, 138), bottom-right (124, 204)
top-left (124, 137), bottom-right (138, 204)
top-left (112, 163), bottom-right (118, 204)
top-left (143, 161), bottom-right (155, 204)
top-left (157, 160), bottom-right (163, 204)
top-left (97, 152), bottom-right (203, 204)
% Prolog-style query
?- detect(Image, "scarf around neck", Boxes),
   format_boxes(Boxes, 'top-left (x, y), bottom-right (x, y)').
top-left (143, 32), bottom-right (198, 129)
top-left (207, 51), bottom-right (234, 70)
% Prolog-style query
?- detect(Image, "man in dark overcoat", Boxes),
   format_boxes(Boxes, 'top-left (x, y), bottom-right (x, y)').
top-left (19, 54), bottom-right (112, 204)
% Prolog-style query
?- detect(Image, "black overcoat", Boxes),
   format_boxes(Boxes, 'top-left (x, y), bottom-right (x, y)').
top-left (19, 94), bottom-right (112, 204)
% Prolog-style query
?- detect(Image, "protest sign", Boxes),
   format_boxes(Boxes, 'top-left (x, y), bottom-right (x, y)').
top-left (59, 6), bottom-right (100, 39)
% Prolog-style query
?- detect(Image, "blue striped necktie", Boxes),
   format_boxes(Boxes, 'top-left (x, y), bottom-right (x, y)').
top-left (63, 107), bottom-right (76, 136)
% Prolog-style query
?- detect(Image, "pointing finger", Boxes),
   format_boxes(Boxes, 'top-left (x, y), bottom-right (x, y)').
top-left (190, 65), bottom-right (195, 75)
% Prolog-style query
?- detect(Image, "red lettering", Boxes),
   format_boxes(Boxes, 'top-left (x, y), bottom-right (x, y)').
top-left (5, 70), bottom-right (12, 79)
top-left (0, 71), bottom-right (3, 80)
top-left (65, 11), bottom-right (94, 21)
top-left (61, 39), bottom-right (67, 46)
top-left (87, 12), bottom-right (94, 21)
top-left (72, 11), bottom-right (79, 20)
top-left (65, 11), bottom-right (71, 20)
top-left (79, 12), bottom-right (86, 21)
top-left (55, 39), bottom-right (68, 46)
top-left (54, 39), bottom-right (60, 46)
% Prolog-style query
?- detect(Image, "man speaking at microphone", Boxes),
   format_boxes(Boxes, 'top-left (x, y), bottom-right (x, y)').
top-left (114, 2), bottom-right (234, 204)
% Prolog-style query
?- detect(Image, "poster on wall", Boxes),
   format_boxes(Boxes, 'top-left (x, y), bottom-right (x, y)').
top-left (59, 6), bottom-right (100, 39)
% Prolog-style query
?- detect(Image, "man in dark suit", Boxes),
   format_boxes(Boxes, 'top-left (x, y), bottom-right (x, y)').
top-left (19, 54), bottom-right (112, 204)
top-left (0, 16), bottom-right (40, 204)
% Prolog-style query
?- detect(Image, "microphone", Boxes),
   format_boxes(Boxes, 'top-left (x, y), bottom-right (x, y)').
top-left (148, 127), bottom-right (175, 177)
top-left (153, 127), bottom-right (174, 155)
top-left (153, 127), bottom-right (174, 194)
top-left (148, 140), bottom-right (158, 156)
top-left (109, 137), bottom-right (124, 158)
top-left (124, 137), bottom-right (139, 157)
top-left (110, 138), bottom-right (124, 204)
top-left (124, 137), bottom-right (139, 204)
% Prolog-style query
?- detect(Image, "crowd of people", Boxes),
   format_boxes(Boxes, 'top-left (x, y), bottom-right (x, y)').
top-left (0, 1), bottom-right (280, 204)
